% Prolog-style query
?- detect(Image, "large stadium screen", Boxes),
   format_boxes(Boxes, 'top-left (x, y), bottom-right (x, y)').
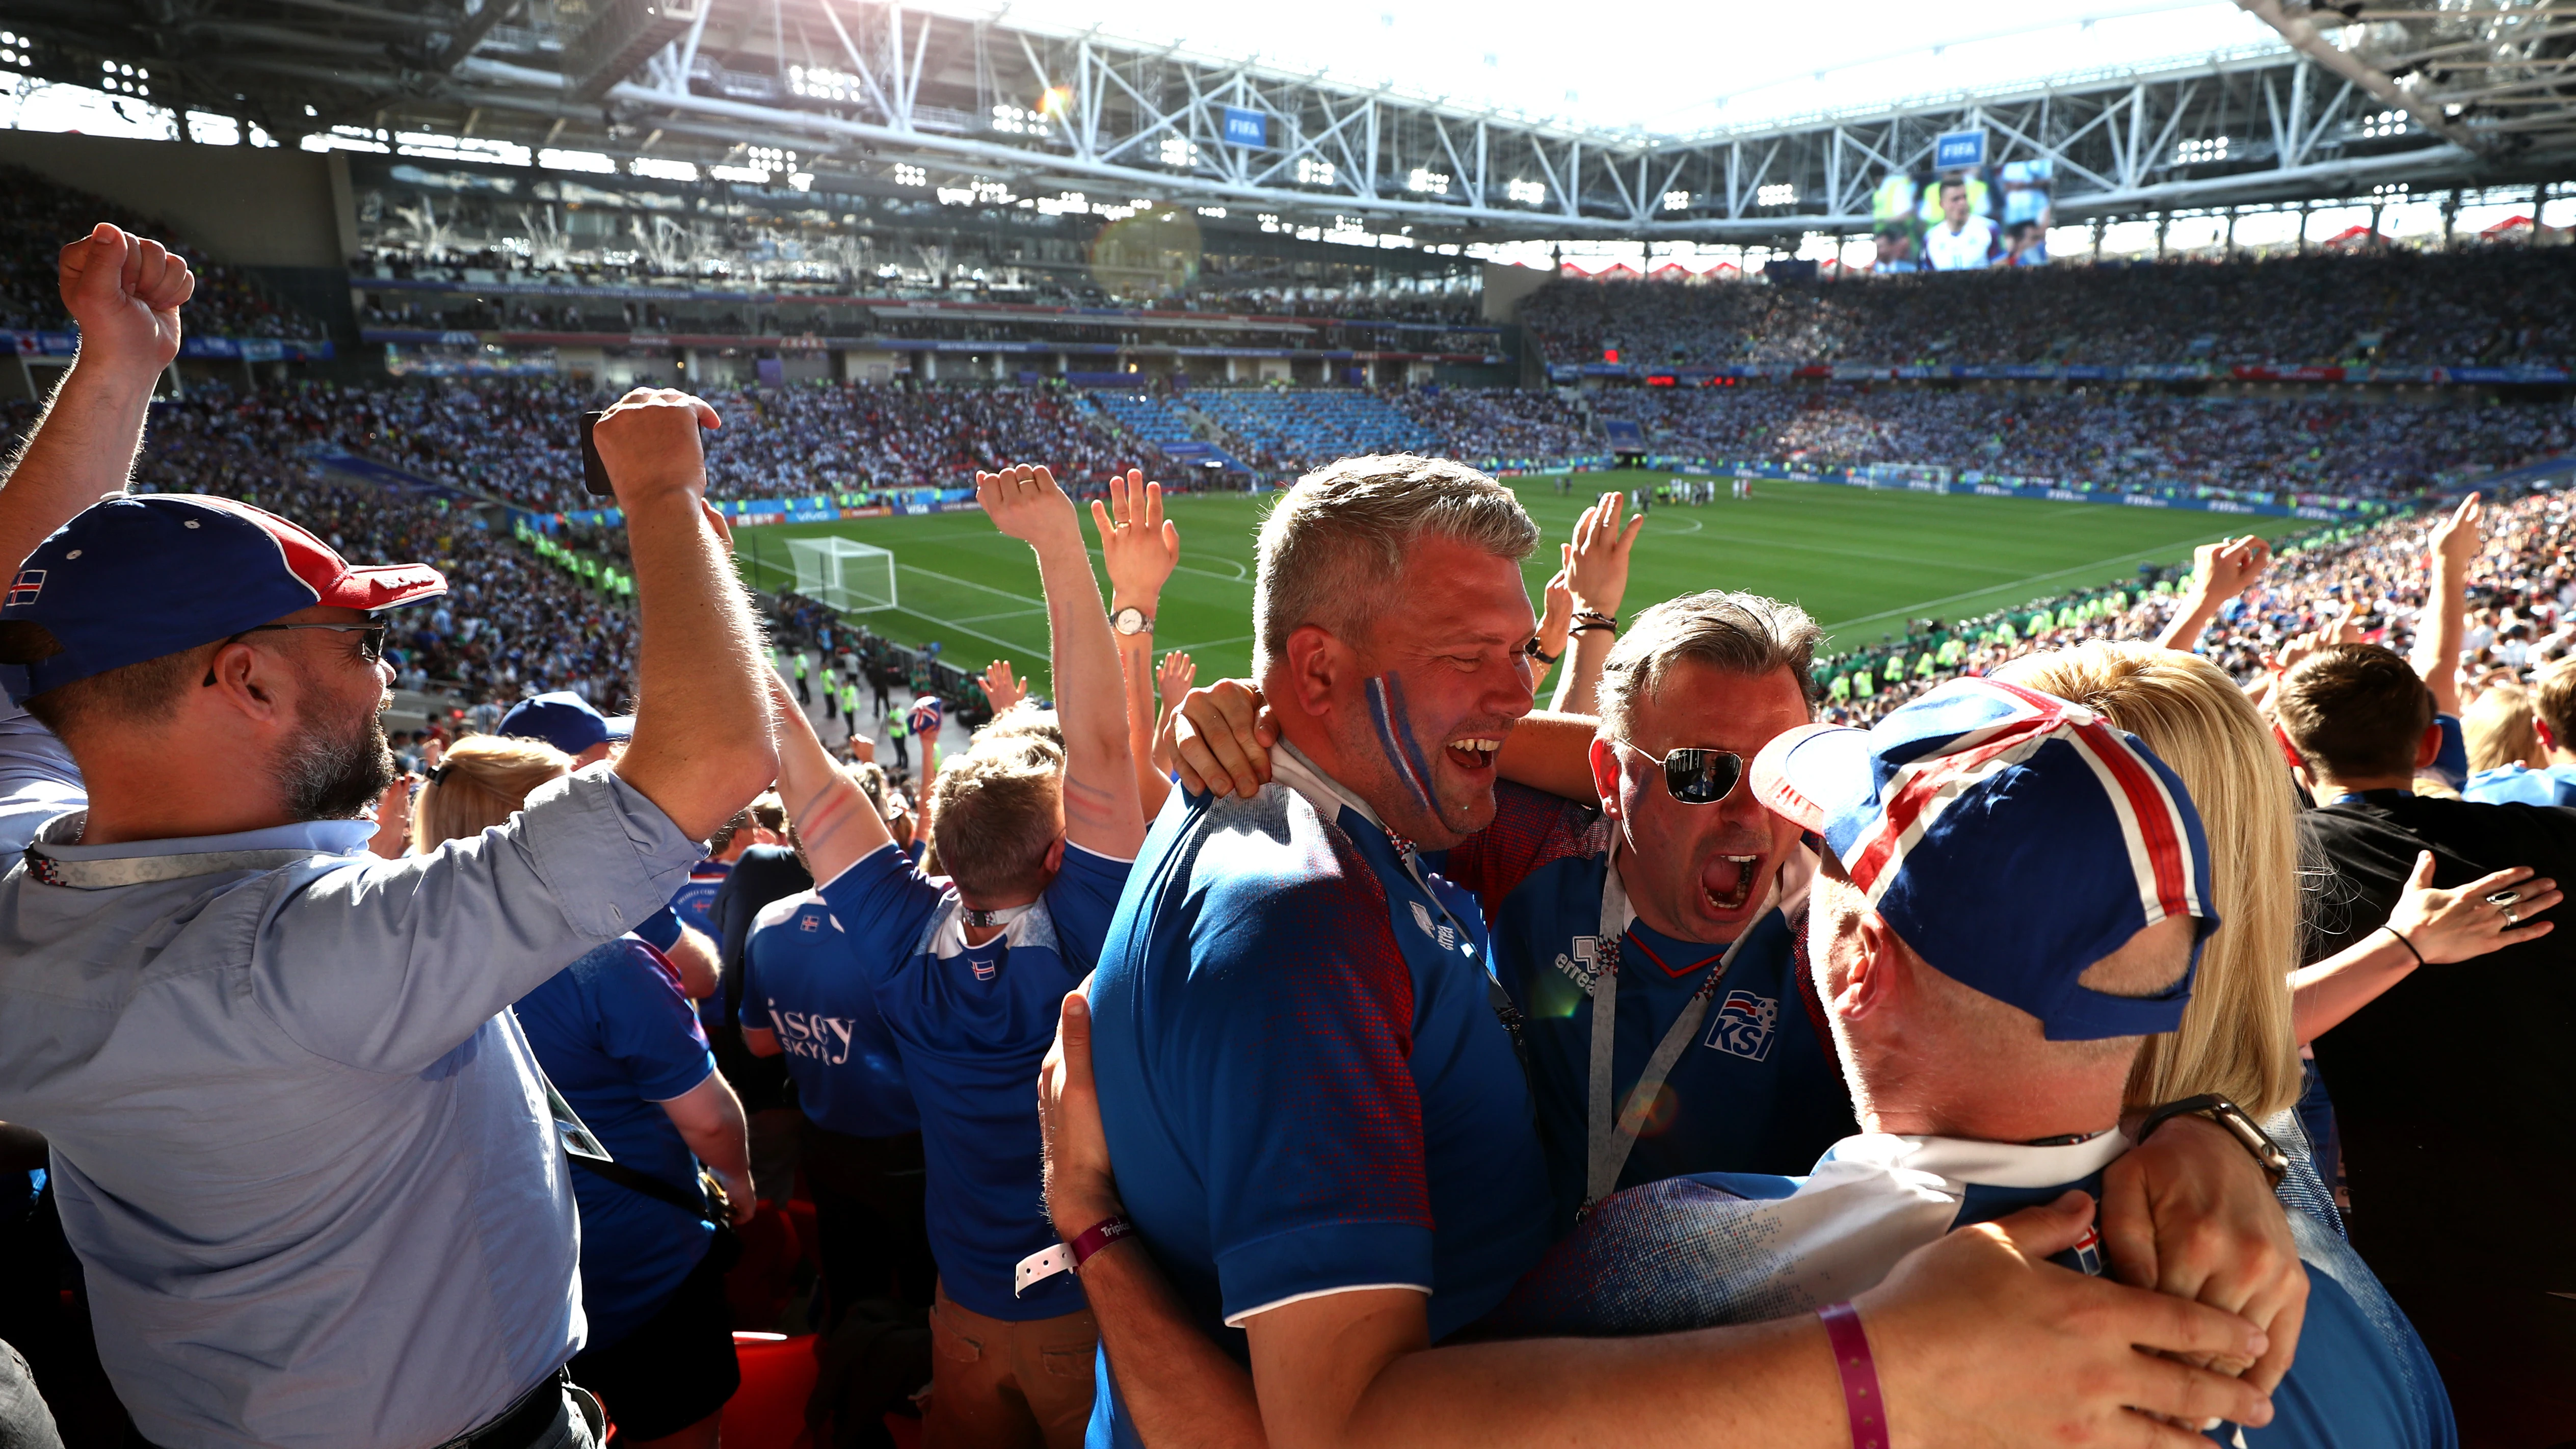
top-left (1871, 157), bottom-right (2054, 273)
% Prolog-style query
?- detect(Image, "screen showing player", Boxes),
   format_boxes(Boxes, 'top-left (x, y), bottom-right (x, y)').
top-left (1920, 176), bottom-right (1997, 271)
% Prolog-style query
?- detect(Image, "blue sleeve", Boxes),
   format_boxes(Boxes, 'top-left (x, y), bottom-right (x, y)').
top-left (1044, 843), bottom-right (1133, 963)
top-left (2428, 714), bottom-right (2468, 792)
top-left (633, 907), bottom-right (683, 953)
top-left (816, 844), bottom-right (948, 981)
top-left (1184, 877), bottom-right (1436, 1325)
top-left (591, 942), bottom-right (718, 1102)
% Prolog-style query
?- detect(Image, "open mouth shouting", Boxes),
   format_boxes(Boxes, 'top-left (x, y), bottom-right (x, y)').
top-left (1704, 851), bottom-right (1765, 913)
top-left (1445, 736), bottom-right (1503, 773)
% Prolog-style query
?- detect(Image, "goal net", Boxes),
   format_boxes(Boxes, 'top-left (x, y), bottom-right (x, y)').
top-left (787, 536), bottom-right (898, 613)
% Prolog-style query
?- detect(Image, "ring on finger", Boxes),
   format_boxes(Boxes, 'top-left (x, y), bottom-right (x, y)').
top-left (2486, 888), bottom-right (2522, 908)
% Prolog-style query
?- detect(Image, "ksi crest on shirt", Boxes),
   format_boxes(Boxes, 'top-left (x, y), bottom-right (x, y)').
top-left (1704, 989), bottom-right (1780, 1061)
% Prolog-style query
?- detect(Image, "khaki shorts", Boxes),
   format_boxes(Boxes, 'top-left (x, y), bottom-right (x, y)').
top-left (923, 1280), bottom-right (1098, 1449)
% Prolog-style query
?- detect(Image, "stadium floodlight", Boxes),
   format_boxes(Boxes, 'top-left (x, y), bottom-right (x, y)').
top-left (788, 537), bottom-right (899, 615)
top-left (564, 0), bottom-right (705, 102)
top-left (1758, 182), bottom-right (1796, 206)
top-left (1297, 157), bottom-right (1336, 186)
top-left (1408, 168), bottom-right (1450, 194)
top-left (1663, 190), bottom-right (1691, 212)
top-left (1507, 177), bottom-right (1546, 204)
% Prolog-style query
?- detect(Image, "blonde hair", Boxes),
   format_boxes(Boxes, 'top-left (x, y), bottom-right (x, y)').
top-left (1999, 643), bottom-right (2303, 1118)
top-left (412, 734), bottom-right (575, 852)
top-left (2464, 680), bottom-right (2544, 774)
top-left (927, 732), bottom-right (1066, 901)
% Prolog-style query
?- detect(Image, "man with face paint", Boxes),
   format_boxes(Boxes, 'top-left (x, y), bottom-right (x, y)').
top-left (1068, 456), bottom-right (2294, 1449)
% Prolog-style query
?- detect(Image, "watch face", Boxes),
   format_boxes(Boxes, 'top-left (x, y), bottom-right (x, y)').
top-left (1113, 608), bottom-right (1147, 634)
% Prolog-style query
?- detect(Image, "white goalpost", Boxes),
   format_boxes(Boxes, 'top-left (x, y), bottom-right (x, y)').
top-left (787, 536), bottom-right (899, 614)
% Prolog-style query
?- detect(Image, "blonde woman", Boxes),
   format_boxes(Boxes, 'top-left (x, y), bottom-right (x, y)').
top-left (418, 735), bottom-right (755, 1449)
top-left (2001, 643), bottom-right (2556, 1085)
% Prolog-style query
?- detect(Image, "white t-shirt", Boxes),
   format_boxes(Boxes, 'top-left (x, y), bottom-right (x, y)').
top-left (1924, 216), bottom-right (1997, 270)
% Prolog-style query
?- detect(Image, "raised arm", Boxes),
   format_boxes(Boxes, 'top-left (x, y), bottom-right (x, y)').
top-left (984, 463), bottom-right (1146, 859)
top-left (595, 389), bottom-right (777, 841)
top-left (1091, 469), bottom-right (1181, 824)
top-left (767, 670), bottom-right (892, 884)
top-left (1550, 492), bottom-right (1641, 716)
top-left (0, 225), bottom-right (194, 568)
top-left (1152, 651), bottom-right (1197, 781)
top-left (2155, 535), bottom-right (2269, 654)
top-left (2422, 494), bottom-right (2480, 718)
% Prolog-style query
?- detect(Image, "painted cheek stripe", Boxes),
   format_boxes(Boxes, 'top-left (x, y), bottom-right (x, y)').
top-left (1366, 673), bottom-right (1439, 817)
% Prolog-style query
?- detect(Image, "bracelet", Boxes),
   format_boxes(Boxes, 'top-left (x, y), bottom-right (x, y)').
top-left (1069, 1213), bottom-right (1136, 1268)
top-left (1528, 644), bottom-right (1564, 667)
top-left (1817, 1301), bottom-right (1887, 1449)
top-left (1572, 610), bottom-right (1617, 629)
top-left (1569, 621), bottom-right (1618, 637)
top-left (2381, 922), bottom-right (2427, 967)
top-left (1011, 1213), bottom-right (1135, 1297)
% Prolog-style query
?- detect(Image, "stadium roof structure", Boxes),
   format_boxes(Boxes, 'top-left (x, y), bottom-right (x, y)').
top-left (11, 0), bottom-right (2576, 247)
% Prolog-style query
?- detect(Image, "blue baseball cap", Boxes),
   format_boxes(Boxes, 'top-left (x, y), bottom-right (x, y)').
top-left (1751, 675), bottom-right (2218, 1041)
top-left (497, 691), bottom-right (633, 756)
top-left (0, 494), bottom-right (446, 706)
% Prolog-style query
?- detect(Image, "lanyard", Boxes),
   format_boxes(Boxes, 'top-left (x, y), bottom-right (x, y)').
top-left (1583, 851), bottom-right (1778, 1213)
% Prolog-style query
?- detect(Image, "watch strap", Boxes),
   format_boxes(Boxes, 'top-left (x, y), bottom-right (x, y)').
top-left (2136, 1093), bottom-right (2290, 1187)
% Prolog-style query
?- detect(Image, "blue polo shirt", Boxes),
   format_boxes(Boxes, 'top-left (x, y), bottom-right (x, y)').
top-left (668, 860), bottom-right (732, 936)
top-left (1085, 747), bottom-right (1553, 1449)
top-left (816, 838), bottom-right (1130, 1321)
top-left (1483, 1131), bottom-right (2454, 1449)
top-left (514, 937), bottom-right (718, 1349)
top-left (1437, 783), bottom-right (1857, 1223)
top-left (739, 890), bottom-right (918, 1139)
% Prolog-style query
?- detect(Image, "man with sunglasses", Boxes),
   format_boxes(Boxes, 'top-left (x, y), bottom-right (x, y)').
top-left (1447, 591), bottom-right (1857, 1220)
top-left (0, 392), bottom-right (777, 1449)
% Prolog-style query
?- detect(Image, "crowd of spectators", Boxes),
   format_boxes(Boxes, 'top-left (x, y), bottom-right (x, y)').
top-left (1815, 485), bottom-right (2576, 728)
top-left (1394, 383), bottom-right (2576, 498)
top-left (1521, 248), bottom-right (2576, 369)
top-left (0, 166), bottom-right (328, 341)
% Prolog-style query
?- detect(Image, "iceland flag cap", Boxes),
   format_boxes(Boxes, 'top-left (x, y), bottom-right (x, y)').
top-left (1750, 675), bottom-right (2218, 1041)
top-left (0, 494), bottom-right (446, 705)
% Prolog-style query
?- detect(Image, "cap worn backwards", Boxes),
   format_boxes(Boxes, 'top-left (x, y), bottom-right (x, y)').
top-left (498, 691), bottom-right (634, 756)
top-left (0, 494), bottom-right (446, 706)
top-left (1750, 674), bottom-right (2218, 1041)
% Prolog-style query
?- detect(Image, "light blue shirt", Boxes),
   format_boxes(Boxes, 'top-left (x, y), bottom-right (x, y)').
top-left (0, 766), bottom-right (702, 1449)
top-left (2464, 760), bottom-right (2576, 807)
top-left (0, 699), bottom-right (83, 854)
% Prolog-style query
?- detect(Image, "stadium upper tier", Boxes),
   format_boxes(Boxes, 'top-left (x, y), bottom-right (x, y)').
top-left (0, 166), bottom-right (329, 344)
top-left (1524, 250), bottom-right (2576, 373)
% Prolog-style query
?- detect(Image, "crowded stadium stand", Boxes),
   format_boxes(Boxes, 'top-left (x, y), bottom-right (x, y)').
top-left (17, 0), bottom-right (2576, 1438)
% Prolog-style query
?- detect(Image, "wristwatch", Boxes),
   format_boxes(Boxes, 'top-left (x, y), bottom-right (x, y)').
top-left (2135, 1093), bottom-right (2290, 1188)
top-left (1110, 606), bottom-right (1154, 636)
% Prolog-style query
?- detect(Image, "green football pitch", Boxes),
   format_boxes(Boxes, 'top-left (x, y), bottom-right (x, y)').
top-left (733, 470), bottom-right (2278, 693)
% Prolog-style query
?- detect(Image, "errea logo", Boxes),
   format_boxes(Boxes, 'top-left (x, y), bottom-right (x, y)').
top-left (1553, 934), bottom-right (1601, 993)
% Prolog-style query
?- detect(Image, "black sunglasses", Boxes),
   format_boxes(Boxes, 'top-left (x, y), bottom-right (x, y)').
top-left (1613, 740), bottom-right (1746, 805)
top-left (201, 622), bottom-right (389, 687)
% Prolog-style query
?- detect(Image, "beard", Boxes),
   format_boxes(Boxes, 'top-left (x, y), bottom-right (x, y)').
top-left (273, 693), bottom-right (399, 822)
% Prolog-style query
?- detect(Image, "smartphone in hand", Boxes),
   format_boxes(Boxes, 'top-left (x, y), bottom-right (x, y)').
top-left (578, 410), bottom-right (615, 497)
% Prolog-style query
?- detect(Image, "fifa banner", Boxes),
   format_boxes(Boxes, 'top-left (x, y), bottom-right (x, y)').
top-left (1, 329), bottom-right (334, 361)
top-left (1870, 137), bottom-right (2054, 273)
top-left (546, 487), bottom-right (971, 531)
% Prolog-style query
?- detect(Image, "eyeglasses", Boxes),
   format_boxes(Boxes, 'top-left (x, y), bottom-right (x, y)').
top-left (200, 622), bottom-right (389, 687)
top-left (1612, 740), bottom-right (1746, 805)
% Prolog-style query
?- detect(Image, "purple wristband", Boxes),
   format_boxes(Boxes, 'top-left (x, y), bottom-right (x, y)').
top-left (1819, 1301), bottom-right (1888, 1449)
